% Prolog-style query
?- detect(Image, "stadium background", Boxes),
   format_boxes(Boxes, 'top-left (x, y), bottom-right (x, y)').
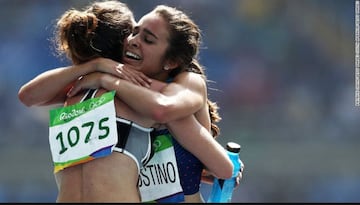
top-left (0, 0), bottom-right (358, 202)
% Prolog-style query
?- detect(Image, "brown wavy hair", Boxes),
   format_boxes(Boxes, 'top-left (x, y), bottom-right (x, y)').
top-left (54, 0), bottom-right (134, 64)
top-left (151, 5), bottom-right (222, 137)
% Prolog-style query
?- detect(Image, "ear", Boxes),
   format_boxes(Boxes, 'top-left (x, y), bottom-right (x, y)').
top-left (164, 60), bottom-right (179, 70)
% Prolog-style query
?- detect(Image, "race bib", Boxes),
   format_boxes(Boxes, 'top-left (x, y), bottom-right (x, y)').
top-left (138, 134), bottom-right (184, 202)
top-left (49, 91), bottom-right (117, 173)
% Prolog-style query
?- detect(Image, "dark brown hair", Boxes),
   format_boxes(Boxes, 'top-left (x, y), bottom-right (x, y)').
top-left (152, 5), bottom-right (222, 137)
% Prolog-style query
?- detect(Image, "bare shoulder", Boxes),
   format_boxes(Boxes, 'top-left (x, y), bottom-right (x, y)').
top-left (173, 72), bottom-right (207, 91)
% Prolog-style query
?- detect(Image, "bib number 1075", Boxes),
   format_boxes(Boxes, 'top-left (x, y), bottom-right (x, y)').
top-left (55, 117), bottom-right (110, 155)
top-left (48, 91), bottom-right (118, 171)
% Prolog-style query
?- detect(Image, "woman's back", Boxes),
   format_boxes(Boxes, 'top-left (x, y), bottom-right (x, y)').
top-left (55, 88), bottom-right (156, 202)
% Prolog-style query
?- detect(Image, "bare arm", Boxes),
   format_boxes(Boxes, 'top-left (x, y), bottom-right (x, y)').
top-left (18, 58), bottom-right (151, 107)
top-left (129, 76), bottom-right (233, 179)
top-left (68, 71), bottom-right (206, 123)
top-left (22, 56), bottom-right (204, 122)
top-left (166, 115), bottom-right (233, 179)
top-left (18, 66), bottom-right (78, 107)
top-left (17, 60), bottom-right (100, 107)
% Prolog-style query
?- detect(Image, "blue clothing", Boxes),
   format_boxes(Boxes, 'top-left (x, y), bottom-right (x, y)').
top-left (151, 129), bottom-right (204, 195)
top-left (151, 77), bottom-right (204, 197)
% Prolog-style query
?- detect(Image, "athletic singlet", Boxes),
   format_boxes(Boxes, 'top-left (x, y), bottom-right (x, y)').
top-left (81, 89), bottom-right (154, 173)
top-left (151, 129), bottom-right (204, 195)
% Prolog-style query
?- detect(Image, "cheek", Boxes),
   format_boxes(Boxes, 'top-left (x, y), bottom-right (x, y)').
top-left (141, 44), bottom-right (168, 75)
top-left (144, 50), bottom-right (164, 68)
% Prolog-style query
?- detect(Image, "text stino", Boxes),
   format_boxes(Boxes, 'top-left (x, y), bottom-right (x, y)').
top-left (138, 162), bottom-right (177, 187)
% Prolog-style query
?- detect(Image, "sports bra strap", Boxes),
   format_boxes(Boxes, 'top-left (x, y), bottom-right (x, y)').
top-left (81, 89), bottom-right (98, 102)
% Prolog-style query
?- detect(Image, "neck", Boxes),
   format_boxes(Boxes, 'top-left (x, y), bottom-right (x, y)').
top-left (151, 71), bottom-right (170, 82)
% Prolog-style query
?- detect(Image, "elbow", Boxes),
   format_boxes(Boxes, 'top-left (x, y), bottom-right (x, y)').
top-left (225, 165), bottom-right (234, 179)
top-left (214, 160), bottom-right (233, 179)
top-left (18, 88), bottom-right (33, 107)
top-left (151, 105), bottom-right (170, 123)
top-left (219, 163), bottom-right (234, 179)
top-left (150, 97), bottom-right (174, 123)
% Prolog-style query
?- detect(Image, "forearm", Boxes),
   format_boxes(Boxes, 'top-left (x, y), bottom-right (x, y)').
top-left (66, 67), bottom-right (205, 122)
top-left (101, 76), bottom-right (201, 123)
top-left (166, 116), bottom-right (233, 179)
top-left (18, 62), bottom-right (95, 107)
top-left (100, 76), bottom-right (168, 122)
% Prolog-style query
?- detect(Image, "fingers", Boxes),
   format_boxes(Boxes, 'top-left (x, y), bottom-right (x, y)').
top-left (233, 159), bottom-right (244, 189)
top-left (67, 74), bottom-right (100, 97)
top-left (116, 64), bottom-right (152, 88)
top-left (99, 62), bottom-right (152, 88)
top-left (233, 171), bottom-right (242, 190)
top-left (67, 82), bottom-right (81, 97)
top-left (67, 76), bottom-right (89, 97)
top-left (132, 72), bottom-right (152, 88)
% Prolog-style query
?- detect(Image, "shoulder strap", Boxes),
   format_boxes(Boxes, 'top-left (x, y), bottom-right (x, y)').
top-left (80, 89), bottom-right (98, 102)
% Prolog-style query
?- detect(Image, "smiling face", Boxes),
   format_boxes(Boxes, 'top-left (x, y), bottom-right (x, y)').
top-left (122, 12), bottom-right (171, 81)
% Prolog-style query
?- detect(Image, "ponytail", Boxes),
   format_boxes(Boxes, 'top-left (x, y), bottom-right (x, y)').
top-left (207, 99), bottom-right (221, 138)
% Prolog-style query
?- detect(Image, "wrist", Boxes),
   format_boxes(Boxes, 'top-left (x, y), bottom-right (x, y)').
top-left (102, 74), bottom-right (120, 91)
top-left (71, 61), bottom-right (93, 78)
top-left (87, 59), bottom-right (98, 73)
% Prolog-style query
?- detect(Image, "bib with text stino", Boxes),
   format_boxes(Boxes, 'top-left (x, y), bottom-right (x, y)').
top-left (138, 134), bottom-right (184, 202)
top-left (48, 91), bottom-right (118, 173)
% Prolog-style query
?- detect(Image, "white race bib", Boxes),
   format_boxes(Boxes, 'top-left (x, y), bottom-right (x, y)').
top-left (138, 134), bottom-right (184, 202)
top-left (49, 91), bottom-right (117, 173)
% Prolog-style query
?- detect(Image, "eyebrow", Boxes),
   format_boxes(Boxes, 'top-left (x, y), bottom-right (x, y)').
top-left (143, 28), bottom-right (158, 40)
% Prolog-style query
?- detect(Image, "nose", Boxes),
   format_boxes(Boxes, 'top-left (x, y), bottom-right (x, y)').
top-left (127, 34), bottom-right (139, 48)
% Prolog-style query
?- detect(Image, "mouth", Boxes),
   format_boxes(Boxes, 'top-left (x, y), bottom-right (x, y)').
top-left (124, 51), bottom-right (142, 61)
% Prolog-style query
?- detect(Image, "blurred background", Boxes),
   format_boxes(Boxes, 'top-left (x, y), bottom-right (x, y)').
top-left (0, 0), bottom-right (358, 202)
